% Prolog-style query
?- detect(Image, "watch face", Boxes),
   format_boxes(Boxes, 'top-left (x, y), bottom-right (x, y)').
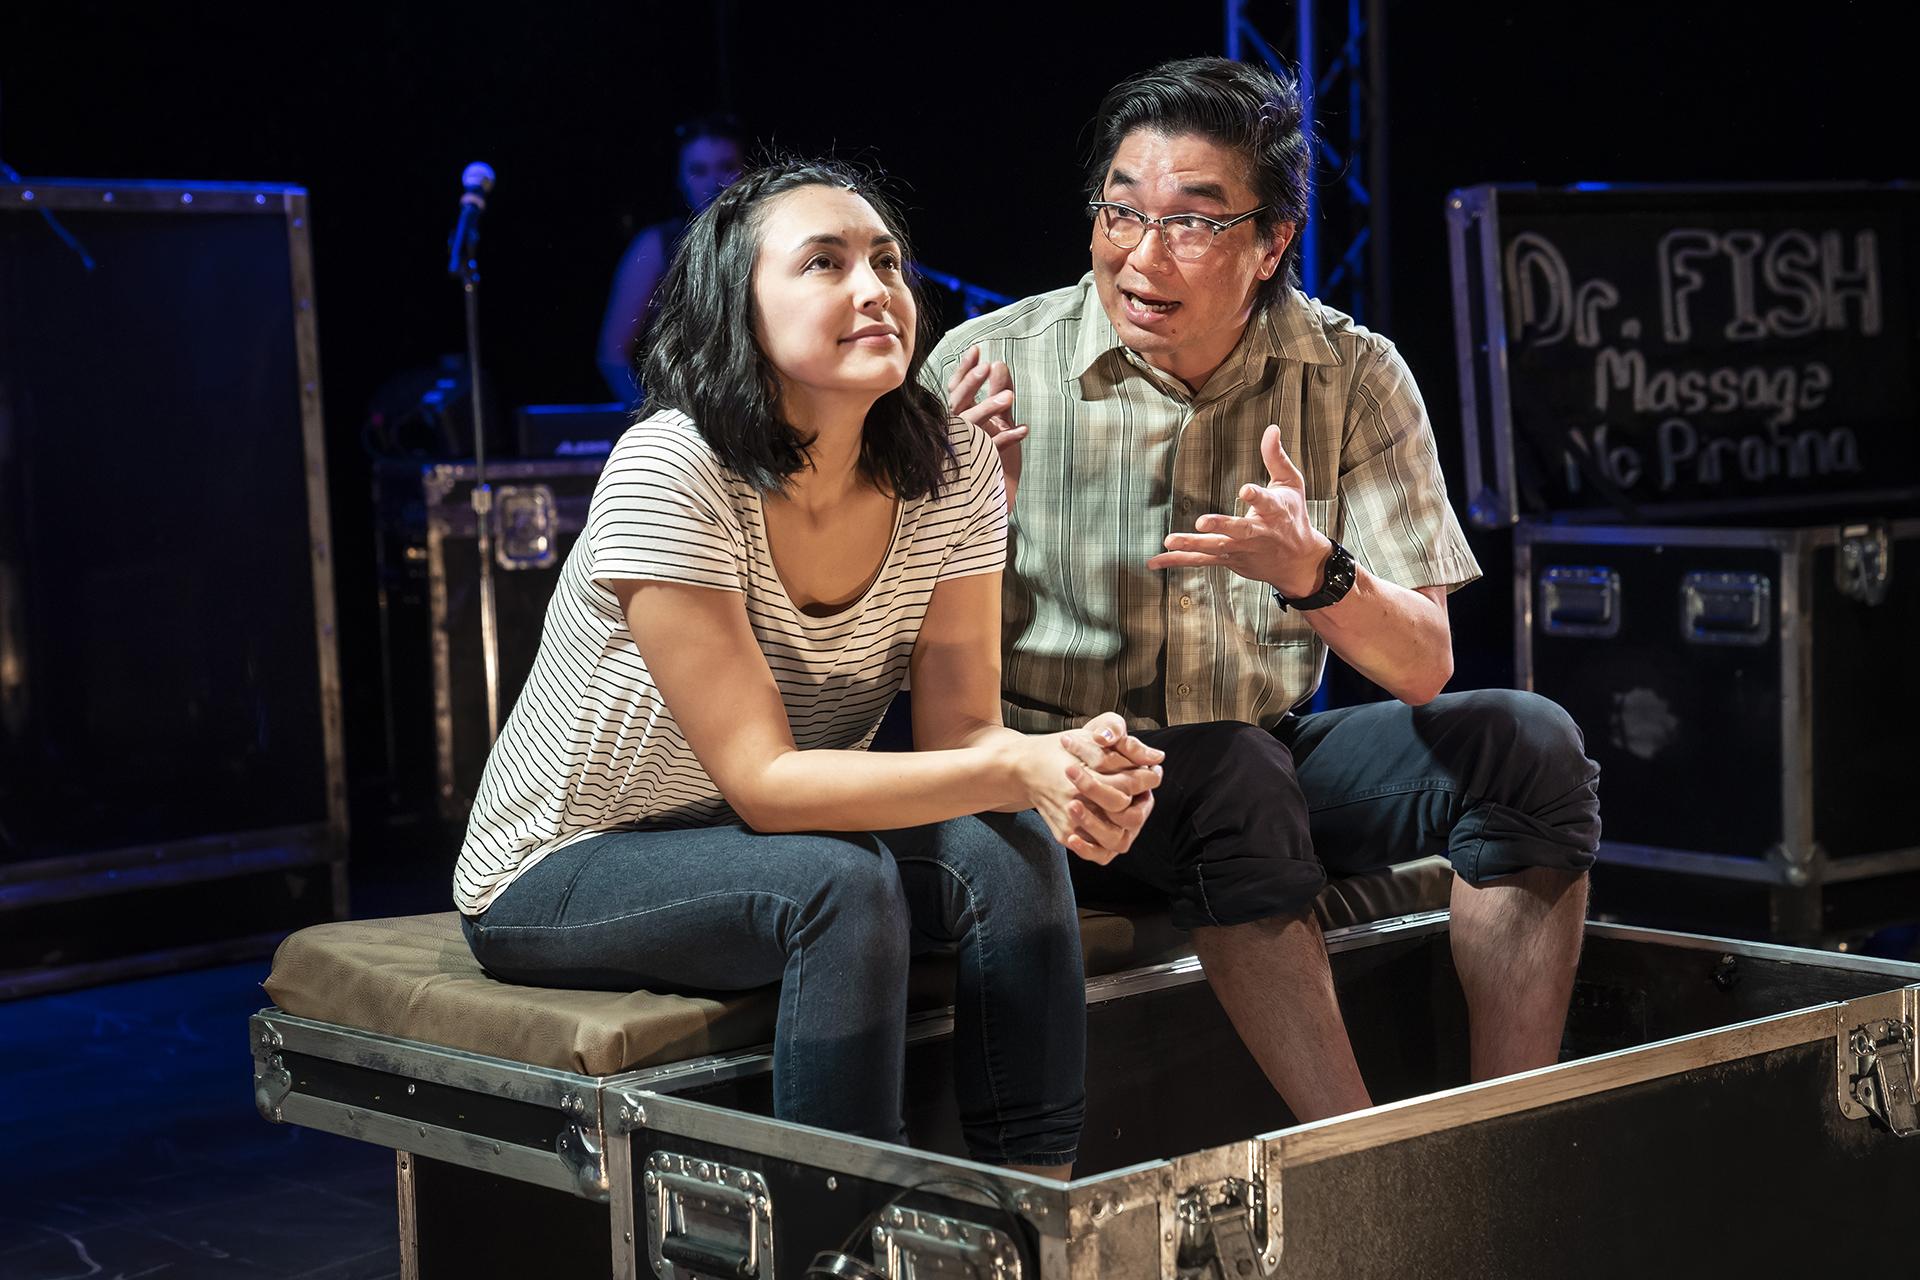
top-left (1327, 544), bottom-right (1357, 591)
top-left (1306, 541), bottom-right (1356, 608)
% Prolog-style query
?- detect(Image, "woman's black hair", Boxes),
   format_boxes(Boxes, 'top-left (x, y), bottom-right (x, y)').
top-left (1084, 56), bottom-right (1311, 309)
top-left (640, 156), bottom-right (956, 500)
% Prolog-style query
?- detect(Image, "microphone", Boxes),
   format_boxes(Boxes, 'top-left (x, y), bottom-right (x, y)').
top-left (447, 161), bottom-right (496, 276)
top-left (460, 161), bottom-right (496, 202)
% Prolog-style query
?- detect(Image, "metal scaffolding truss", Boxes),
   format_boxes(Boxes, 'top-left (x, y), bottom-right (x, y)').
top-left (1226, 0), bottom-right (1388, 330)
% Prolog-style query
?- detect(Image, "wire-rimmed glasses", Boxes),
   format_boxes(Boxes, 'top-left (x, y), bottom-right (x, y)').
top-left (1087, 200), bottom-right (1267, 261)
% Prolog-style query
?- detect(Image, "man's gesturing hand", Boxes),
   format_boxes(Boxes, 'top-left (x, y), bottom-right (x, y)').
top-left (1147, 424), bottom-right (1332, 598)
top-left (945, 345), bottom-right (1027, 508)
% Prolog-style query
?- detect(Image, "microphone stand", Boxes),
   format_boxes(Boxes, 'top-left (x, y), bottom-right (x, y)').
top-left (449, 184), bottom-right (503, 745)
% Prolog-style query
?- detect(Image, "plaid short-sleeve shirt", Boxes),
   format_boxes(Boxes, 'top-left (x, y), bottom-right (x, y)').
top-left (926, 275), bottom-right (1481, 734)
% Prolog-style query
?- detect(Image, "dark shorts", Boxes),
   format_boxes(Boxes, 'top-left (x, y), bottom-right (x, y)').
top-left (1069, 689), bottom-right (1601, 930)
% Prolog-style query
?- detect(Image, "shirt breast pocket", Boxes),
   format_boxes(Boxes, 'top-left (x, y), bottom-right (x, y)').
top-left (1228, 498), bottom-right (1341, 645)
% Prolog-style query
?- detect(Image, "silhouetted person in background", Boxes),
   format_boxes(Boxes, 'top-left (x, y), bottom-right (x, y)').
top-left (596, 113), bottom-right (746, 402)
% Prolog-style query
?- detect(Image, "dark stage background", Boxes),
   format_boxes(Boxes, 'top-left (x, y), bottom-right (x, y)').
top-left (2, 0), bottom-right (1911, 876)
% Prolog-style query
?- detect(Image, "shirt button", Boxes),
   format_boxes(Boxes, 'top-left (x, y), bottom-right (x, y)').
top-left (1176, 682), bottom-right (1192, 697)
top-left (1179, 595), bottom-right (1193, 610)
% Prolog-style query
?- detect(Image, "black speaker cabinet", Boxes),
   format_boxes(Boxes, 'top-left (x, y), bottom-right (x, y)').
top-left (0, 179), bottom-right (347, 996)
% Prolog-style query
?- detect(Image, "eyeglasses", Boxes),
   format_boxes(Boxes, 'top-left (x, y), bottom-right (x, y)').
top-left (1087, 200), bottom-right (1268, 262)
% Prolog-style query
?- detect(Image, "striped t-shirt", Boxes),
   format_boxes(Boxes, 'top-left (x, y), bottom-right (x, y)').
top-left (453, 408), bottom-right (1007, 916)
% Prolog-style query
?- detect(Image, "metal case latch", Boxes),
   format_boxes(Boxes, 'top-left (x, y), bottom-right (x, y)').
top-left (555, 1121), bottom-right (606, 1200)
top-left (1176, 1177), bottom-right (1276, 1279)
top-left (871, 1204), bottom-right (1021, 1279)
top-left (494, 483), bottom-right (559, 570)
top-left (644, 1151), bottom-right (775, 1279)
top-left (1836, 522), bottom-right (1892, 606)
top-left (1843, 1018), bottom-right (1918, 1137)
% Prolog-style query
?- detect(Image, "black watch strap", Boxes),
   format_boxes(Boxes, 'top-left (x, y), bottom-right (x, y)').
top-left (1272, 540), bottom-right (1357, 612)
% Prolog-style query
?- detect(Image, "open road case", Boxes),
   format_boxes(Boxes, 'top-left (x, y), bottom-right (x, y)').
top-left (252, 904), bottom-right (1920, 1278)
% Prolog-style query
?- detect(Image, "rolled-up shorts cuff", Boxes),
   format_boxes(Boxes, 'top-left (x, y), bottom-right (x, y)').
top-left (1448, 802), bottom-right (1599, 884)
top-left (1168, 863), bottom-right (1328, 931)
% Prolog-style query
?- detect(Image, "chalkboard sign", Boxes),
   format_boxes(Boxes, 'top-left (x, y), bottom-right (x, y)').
top-left (1447, 184), bottom-right (1920, 526)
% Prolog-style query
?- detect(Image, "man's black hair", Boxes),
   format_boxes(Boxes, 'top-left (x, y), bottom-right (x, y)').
top-left (1085, 56), bottom-right (1310, 308)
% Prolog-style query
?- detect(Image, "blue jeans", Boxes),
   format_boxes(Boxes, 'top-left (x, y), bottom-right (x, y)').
top-left (462, 810), bottom-right (1086, 1165)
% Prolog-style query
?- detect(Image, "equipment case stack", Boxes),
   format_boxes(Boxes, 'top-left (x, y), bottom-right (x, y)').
top-left (375, 457), bottom-right (607, 822)
top-left (1447, 182), bottom-right (1920, 938)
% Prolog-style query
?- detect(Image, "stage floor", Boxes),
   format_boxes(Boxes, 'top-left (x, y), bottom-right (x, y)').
top-left (0, 958), bottom-right (397, 1279)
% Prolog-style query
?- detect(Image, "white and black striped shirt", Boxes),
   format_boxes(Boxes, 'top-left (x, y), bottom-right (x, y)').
top-left (453, 408), bottom-right (1007, 915)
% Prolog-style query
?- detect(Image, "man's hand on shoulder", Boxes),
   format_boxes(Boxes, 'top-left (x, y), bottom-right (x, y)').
top-left (945, 345), bottom-right (1027, 510)
top-left (1148, 423), bottom-right (1330, 595)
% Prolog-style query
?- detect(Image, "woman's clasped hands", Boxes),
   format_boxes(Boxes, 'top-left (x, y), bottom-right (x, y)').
top-left (1013, 711), bottom-right (1162, 864)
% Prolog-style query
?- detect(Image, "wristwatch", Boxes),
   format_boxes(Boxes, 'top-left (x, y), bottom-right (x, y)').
top-left (1272, 540), bottom-right (1356, 611)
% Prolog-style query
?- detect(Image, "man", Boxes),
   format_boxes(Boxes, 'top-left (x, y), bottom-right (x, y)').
top-left (926, 56), bottom-right (1599, 1121)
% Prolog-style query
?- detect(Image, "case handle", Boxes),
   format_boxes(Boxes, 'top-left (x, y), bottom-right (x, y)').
top-left (1538, 566), bottom-right (1622, 639)
top-left (661, 1236), bottom-right (757, 1279)
top-left (1680, 571), bottom-right (1772, 646)
top-left (646, 1153), bottom-right (774, 1279)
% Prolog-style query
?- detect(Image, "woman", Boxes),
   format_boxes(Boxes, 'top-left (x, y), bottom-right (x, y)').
top-left (455, 159), bottom-right (1163, 1175)
top-left (595, 114), bottom-right (746, 402)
